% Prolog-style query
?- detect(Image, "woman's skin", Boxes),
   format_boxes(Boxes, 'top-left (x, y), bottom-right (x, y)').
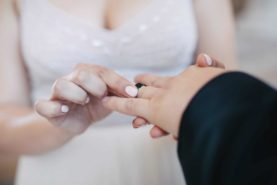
top-left (35, 64), bottom-right (138, 135)
top-left (131, 54), bottom-right (225, 138)
top-left (102, 55), bottom-right (226, 138)
top-left (0, 0), bottom-right (236, 155)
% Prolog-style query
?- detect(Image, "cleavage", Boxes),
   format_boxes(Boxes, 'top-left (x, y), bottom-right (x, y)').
top-left (48, 0), bottom-right (153, 31)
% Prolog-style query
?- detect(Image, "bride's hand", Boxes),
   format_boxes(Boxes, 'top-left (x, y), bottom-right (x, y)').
top-left (102, 65), bottom-right (224, 138)
top-left (35, 64), bottom-right (138, 135)
top-left (104, 54), bottom-right (226, 139)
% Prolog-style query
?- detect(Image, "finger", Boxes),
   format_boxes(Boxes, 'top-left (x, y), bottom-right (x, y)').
top-left (73, 64), bottom-right (137, 98)
top-left (35, 100), bottom-right (70, 118)
top-left (172, 135), bottom-right (178, 141)
top-left (68, 70), bottom-right (107, 98)
top-left (196, 54), bottom-right (225, 69)
top-left (135, 74), bottom-right (170, 88)
top-left (51, 79), bottom-right (89, 105)
top-left (132, 117), bottom-right (148, 128)
top-left (137, 86), bottom-right (160, 99)
top-left (95, 66), bottom-right (138, 97)
top-left (102, 96), bottom-right (149, 118)
top-left (150, 126), bottom-right (169, 139)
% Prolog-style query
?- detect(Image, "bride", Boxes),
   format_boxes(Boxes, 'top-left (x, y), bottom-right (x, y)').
top-left (0, 0), bottom-right (236, 184)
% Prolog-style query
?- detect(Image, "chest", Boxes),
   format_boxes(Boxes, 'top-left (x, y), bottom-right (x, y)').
top-left (20, 0), bottom-right (198, 81)
top-left (48, 0), bottom-right (153, 31)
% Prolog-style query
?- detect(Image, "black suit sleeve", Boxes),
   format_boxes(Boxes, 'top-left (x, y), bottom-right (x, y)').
top-left (177, 72), bottom-right (277, 185)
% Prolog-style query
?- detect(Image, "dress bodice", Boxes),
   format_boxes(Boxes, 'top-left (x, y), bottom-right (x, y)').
top-left (20, 0), bottom-right (198, 101)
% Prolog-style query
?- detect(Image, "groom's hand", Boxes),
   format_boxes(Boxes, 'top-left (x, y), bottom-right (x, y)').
top-left (102, 54), bottom-right (225, 138)
top-left (132, 54), bottom-right (226, 138)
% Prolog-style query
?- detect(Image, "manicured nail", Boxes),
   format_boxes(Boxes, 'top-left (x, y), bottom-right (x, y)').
top-left (61, 105), bottom-right (69, 113)
top-left (203, 54), bottom-right (213, 66)
top-left (85, 97), bottom-right (90, 104)
top-left (125, 86), bottom-right (138, 97)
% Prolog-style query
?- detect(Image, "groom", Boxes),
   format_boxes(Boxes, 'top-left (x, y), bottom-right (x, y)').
top-left (102, 54), bottom-right (277, 185)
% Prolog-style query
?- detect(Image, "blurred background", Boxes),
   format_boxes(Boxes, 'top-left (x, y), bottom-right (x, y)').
top-left (0, 0), bottom-right (276, 184)
top-left (236, 0), bottom-right (277, 87)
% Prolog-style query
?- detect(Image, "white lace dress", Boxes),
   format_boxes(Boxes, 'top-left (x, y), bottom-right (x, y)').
top-left (16, 0), bottom-right (198, 184)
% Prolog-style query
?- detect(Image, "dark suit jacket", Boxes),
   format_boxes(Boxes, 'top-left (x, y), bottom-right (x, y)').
top-left (177, 72), bottom-right (277, 185)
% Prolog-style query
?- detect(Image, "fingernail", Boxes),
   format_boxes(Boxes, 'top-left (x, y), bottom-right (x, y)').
top-left (125, 86), bottom-right (138, 97)
top-left (85, 97), bottom-right (90, 104)
top-left (203, 54), bottom-right (213, 66)
top-left (61, 105), bottom-right (69, 113)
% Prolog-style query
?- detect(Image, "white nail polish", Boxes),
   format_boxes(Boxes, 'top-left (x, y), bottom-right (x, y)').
top-left (85, 97), bottom-right (90, 104)
top-left (204, 54), bottom-right (213, 66)
top-left (125, 86), bottom-right (138, 97)
top-left (61, 105), bottom-right (69, 113)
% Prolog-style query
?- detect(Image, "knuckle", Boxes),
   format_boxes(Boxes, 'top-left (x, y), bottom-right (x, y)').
top-left (72, 69), bottom-right (89, 84)
top-left (75, 90), bottom-right (88, 102)
top-left (95, 83), bottom-right (108, 97)
top-left (97, 67), bottom-right (110, 78)
top-left (52, 79), bottom-right (65, 92)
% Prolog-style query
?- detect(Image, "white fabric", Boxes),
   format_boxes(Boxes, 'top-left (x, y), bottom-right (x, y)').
top-left (16, 0), bottom-right (198, 184)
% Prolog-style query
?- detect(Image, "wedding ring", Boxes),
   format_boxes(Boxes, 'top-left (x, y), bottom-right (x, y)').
top-left (135, 83), bottom-right (146, 90)
top-left (135, 83), bottom-right (146, 98)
